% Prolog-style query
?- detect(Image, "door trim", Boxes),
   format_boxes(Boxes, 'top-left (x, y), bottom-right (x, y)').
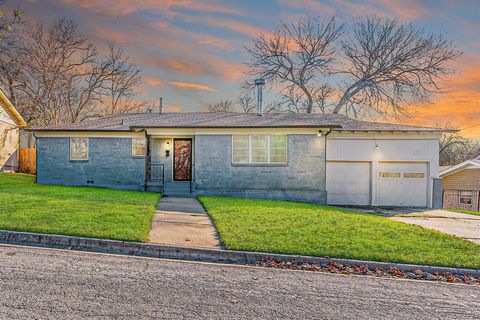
top-left (173, 138), bottom-right (192, 181)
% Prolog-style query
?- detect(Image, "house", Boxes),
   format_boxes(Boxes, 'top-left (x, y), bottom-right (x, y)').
top-left (0, 90), bottom-right (26, 172)
top-left (30, 108), bottom-right (450, 208)
top-left (439, 158), bottom-right (480, 211)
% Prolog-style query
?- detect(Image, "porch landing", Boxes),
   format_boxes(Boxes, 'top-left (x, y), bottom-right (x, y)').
top-left (149, 197), bottom-right (220, 248)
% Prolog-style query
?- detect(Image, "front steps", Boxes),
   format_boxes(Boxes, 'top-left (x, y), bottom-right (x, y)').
top-left (163, 181), bottom-right (192, 197)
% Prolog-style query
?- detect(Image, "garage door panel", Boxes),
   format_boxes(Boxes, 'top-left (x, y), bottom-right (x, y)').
top-left (377, 162), bottom-right (427, 207)
top-left (327, 162), bottom-right (371, 205)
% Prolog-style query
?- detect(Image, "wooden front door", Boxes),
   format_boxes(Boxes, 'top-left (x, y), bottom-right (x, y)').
top-left (173, 139), bottom-right (192, 181)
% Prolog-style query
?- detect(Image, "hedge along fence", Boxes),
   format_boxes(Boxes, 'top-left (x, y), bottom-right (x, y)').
top-left (19, 148), bottom-right (36, 175)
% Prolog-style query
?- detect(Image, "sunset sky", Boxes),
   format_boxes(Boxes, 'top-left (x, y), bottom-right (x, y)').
top-left (7, 0), bottom-right (480, 138)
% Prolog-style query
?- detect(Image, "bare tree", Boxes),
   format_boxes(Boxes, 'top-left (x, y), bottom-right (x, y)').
top-left (11, 18), bottom-right (108, 126)
top-left (312, 84), bottom-right (334, 114)
top-left (101, 43), bottom-right (147, 114)
top-left (335, 18), bottom-right (461, 117)
top-left (0, 1), bottom-right (22, 41)
top-left (208, 99), bottom-right (233, 112)
top-left (246, 17), bottom-right (342, 114)
top-left (245, 17), bottom-right (461, 118)
top-left (439, 124), bottom-right (480, 166)
top-left (263, 100), bottom-right (284, 113)
top-left (237, 93), bottom-right (255, 113)
top-left (0, 18), bottom-right (149, 126)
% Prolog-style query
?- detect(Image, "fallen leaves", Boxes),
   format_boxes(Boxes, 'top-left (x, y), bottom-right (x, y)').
top-left (253, 258), bottom-right (479, 285)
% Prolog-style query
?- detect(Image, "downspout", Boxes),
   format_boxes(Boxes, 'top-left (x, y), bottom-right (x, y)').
top-left (324, 128), bottom-right (333, 203)
top-left (32, 132), bottom-right (37, 183)
top-left (142, 129), bottom-right (149, 191)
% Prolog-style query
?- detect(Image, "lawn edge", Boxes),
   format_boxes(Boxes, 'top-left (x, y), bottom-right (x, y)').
top-left (0, 229), bottom-right (478, 278)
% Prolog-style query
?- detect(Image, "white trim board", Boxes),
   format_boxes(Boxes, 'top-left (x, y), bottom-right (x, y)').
top-left (35, 131), bottom-right (145, 138)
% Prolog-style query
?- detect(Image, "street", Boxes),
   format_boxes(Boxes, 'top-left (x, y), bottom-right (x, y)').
top-left (0, 245), bottom-right (478, 320)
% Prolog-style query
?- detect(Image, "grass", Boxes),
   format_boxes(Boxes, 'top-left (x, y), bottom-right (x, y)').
top-left (0, 173), bottom-right (160, 242)
top-left (199, 196), bottom-right (480, 269)
top-left (449, 209), bottom-right (480, 217)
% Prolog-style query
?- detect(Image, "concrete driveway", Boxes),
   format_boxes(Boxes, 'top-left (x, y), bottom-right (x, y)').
top-left (390, 210), bottom-right (480, 244)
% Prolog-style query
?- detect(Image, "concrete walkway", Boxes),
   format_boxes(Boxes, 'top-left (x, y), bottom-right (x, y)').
top-left (149, 197), bottom-right (221, 248)
top-left (390, 209), bottom-right (480, 244)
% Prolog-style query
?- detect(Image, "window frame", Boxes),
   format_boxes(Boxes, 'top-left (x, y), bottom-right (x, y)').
top-left (69, 137), bottom-right (89, 161)
top-left (231, 134), bottom-right (288, 165)
top-left (379, 172), bottom-right (401, 178)
top-left (459, 192), bottom-right (474, 205)
top-left (131, 138), bottom-right (146, 158)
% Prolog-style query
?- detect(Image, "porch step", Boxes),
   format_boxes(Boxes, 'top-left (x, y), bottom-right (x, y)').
top-left (163, 181), bottom-right (191, 197)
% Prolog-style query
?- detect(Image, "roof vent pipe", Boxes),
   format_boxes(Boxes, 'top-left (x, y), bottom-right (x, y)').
top-left (254, 78), bottom-right (266, 116)
top-left (159, 97), bottom-right (163, 114)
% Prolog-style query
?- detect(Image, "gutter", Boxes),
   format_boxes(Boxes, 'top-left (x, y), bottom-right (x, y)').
top-left (32, 132), bottom-right (38, 183)
top-left (323, 129), bottom-right (333, 200)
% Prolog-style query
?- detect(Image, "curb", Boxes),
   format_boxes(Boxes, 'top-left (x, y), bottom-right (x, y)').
top-left (0, 230), bottom-right (479, 277)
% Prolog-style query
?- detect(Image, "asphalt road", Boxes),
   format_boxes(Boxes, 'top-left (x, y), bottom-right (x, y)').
top-left (0, 245), bottom-right (478, 320)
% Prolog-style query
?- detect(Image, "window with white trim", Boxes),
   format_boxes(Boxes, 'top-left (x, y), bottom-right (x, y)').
top-left (132, 138), bottom-right (146, 157)
top-left (232, 134), bottom-right (287, 164)
top-left (459, 191), bottom-right (473, 205)
top-left (70, 137), bottom-right (88, 160)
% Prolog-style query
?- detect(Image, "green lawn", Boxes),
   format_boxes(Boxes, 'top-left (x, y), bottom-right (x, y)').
top-left (199, 196), bottom-right (480, 269)
top-left (0, 173), bottom-right (160, 242)
top-left (449, 209), bottom-right (480, 217)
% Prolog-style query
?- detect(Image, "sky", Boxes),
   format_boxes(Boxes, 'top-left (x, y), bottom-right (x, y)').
top-left (6, 0), bottom-right (480, 137)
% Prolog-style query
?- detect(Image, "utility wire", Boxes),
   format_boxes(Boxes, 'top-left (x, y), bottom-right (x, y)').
top-left (460, 123), bottom-right (480, 131)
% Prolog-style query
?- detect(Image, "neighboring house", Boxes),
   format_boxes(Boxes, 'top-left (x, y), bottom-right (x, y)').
top-left (439, 158), bottom-right (480, 211)
top-left (0, 90), bottom-right (26, 172)
top-left (30, 110), bottom-right (449, 208)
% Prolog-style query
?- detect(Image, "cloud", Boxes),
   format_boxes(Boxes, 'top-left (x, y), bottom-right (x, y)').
top-left (143, 76), bottom-right (164, 86)
top-left (278, 0), bottom-right (336, 16)
top-left (136, 55), bottom-right (246, 82)
top-left (399, 55), bottom-right (480, 137)
top-left (59, 0), bottom-right (246, 18)
top-left (168, 81), bottom-right (219, 92)
top-left (279, 0), bottom-right (430, 21)
top-left (164, 102), bottom-right (183, 113)
top-left (195, 16), bottom-right (266, 38)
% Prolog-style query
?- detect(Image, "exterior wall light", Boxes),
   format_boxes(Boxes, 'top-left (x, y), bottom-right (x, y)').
top-left (317, 130), bottom-right (323, 136)
top-left (375, 144), bottom-right (380, 150)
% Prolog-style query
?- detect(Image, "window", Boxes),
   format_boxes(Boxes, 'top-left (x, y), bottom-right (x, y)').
top-left (459, 192), bottom-right (473, 205)
top-left (232, 135), bottom-right (249, 163)
top-left (404, 173), bottom-right (425, 179)
top-left (70, 137), bottom-right (88, 160)
top-left (379, 172), bottom-right (401, 178)
top-left (232, 134), bottom-right (287, 164)
top-left (132, 138), bottom-right (146, 157)
top-left (270, 135), bottom-right (287, 163)
top-left (251, 135), bottom-right (269, 163)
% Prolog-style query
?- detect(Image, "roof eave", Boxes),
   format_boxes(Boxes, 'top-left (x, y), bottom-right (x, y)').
top-left (129, 124), bottom-right (343, 129)
top-left (439, 160), bottom-right (480, 177)
top-left (26, 128), bottom-right (134, 132)
top-left (0, 89), bottom-right (26, 127)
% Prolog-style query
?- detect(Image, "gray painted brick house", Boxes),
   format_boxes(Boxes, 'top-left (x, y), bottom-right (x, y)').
top-left (31, 111), bottom-right (448, 206)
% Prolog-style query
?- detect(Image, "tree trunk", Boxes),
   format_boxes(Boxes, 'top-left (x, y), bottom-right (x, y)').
top-left (333, 80), bottom-right (364, 114)
top-left (299, 85), bottom-right (314, 113)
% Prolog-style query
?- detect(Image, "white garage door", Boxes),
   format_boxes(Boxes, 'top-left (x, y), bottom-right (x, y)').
top-left (377, 162), bottom-right (428, 207)
top-left (327, 162), bottom-right (371, 205)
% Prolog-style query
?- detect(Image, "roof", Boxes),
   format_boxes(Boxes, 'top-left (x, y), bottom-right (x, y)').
top-left (439, 159), bottom-right (480, 177)
top-left (0, 89), bottom-right (26, 127)
top-left (29, 111), bottom-right (452, 133)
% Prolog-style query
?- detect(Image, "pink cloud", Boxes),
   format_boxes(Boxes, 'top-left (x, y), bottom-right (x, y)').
top-left (59, 0), bottom-right (246, 18)
top-left (168, 81), bottom-right (218, 92)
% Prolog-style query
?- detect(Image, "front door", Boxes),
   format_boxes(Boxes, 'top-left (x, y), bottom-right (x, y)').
top-left (173, 139), bottom-right (192, 181)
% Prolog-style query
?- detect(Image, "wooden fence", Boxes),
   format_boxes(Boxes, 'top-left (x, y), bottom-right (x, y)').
top-left (443, 189), bottom-right (480, 211)
top-left (18, 148), bottom-right (36, 175)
